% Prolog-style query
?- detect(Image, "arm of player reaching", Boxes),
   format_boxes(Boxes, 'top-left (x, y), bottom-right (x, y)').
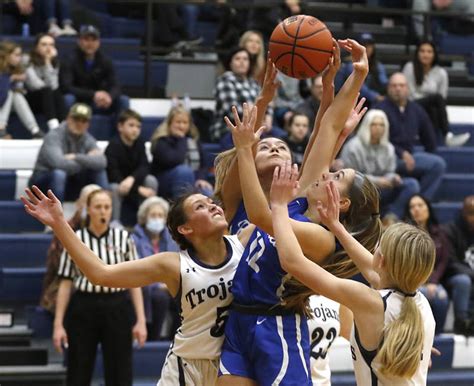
top-left (21, 186), bottom-right (181, 293)
top-left (298, 39), bottom-right (369, 193)
top-left (217, 58), bottom-right (280, 222)
top-left (270, 162), bottom-right (377, 311)
top-left (316, 181), bottom-right (381, 288)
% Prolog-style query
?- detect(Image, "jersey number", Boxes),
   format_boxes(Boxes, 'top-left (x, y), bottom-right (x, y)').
top-left (210, 305), bottom-right (231, 338)
top-left (246, 231), bottom-right (265, 273)
top-left (310, 327), bottom-right (337, 360)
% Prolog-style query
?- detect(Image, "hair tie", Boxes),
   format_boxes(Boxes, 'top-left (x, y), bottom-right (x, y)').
top-left (402, 291), bottom-right (417, 297)
top-left (371, 212), bottom-right (380, 218)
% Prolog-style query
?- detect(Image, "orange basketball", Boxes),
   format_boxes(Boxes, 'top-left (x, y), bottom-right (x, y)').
top-left (269, 15), bottom-right (333, 79)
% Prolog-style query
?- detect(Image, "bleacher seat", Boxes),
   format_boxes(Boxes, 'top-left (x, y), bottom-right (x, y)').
top-left (0, 171), bottom-right (16, 200)
top-left (0, 267), bottom-right (45, 302)
top-left (435, 174), bottom-right (474, 202)
top-left (432, 202), bottom-right (462, 223)
top-left (0, 201), bottom-right (45, 233)
top-left (0, 234), bottom-right (52, 265)
top-left (26, 306), bottom-right (53, 339)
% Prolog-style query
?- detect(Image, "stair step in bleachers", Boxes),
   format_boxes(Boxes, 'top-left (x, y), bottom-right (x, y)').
top-left (437, 147), bottom-right (474, 173)
top-left (0, 201), bottom-right (44, 233)
top-left (432, 201), bottom-right (462, 223)
top-left (435, 174), bottom-right (474, 202)
top-left (0, 234), bottom-right (51, 266)
top-left (450, 124), bottom-right (474, 146)
top-left (0, 268), bottom-right (46, 303)
top-left (0, 171), bottom-right (17, 200)
top-left (0, 347), bottom-right (48, 366)
top-left (0, 326), bottom-right (33, 347)
top-left (0, 363), bottom-right (66, 386)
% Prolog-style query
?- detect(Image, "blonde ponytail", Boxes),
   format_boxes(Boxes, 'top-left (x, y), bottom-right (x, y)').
top-left (376, 296), bottom-right (425, 378)
top-left (214, 148), bottom-right (237, 204)
top-left (375, 223), bottom-right (436, 379)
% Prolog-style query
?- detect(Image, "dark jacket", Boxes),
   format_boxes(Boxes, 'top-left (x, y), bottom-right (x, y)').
top-left (428, 225), bottom-right (452, 284)
top-left (374, 98), bottom-right (437, 157)
top-left (443, 215), bottom-right (474, 281)
top-left (105, 136), bottom-right (150, 195)
top-left (60, 47), bottom-right (120, 102)
top-left (0, 73), bottom-right (10, 107)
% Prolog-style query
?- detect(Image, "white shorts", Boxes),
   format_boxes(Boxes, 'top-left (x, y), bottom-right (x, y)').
top-left (157, 350), bottom-right (219, 386)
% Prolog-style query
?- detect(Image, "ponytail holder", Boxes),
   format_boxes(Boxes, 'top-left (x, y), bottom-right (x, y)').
top-left (402, 291), bottom-right (416, 297)
top-left (371, 212), bottom-right (380, 218)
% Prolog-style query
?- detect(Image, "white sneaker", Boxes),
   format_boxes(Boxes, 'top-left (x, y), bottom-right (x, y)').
top-left (61, 24), bottom-right (77, 36)
top-left (445, 132), bottom-right (471, 147)
top-left (48, 23), bottom-right (63, 37)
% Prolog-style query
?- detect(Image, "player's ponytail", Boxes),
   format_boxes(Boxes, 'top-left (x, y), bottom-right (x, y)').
top-left (214, 148), bottom-right (237, 205)
top-left (375, 223), bottom-right (435, 379)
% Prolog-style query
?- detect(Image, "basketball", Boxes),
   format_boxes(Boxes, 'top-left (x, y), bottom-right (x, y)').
top-left (269, 15), bottom-right (333, 79)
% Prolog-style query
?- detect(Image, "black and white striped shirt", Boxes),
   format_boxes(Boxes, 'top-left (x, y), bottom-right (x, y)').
top-left (58, 227), bottom-right (138, 293)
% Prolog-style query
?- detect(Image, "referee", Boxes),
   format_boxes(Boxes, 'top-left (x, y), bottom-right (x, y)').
top-left (53, 189), bottom-right (147, 386)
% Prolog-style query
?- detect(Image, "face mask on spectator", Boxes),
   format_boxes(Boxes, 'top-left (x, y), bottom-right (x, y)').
top-left (146, 218), bottom-right (165, 234)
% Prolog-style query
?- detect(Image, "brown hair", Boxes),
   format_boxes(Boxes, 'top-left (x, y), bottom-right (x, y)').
top-left (0, 40), bottom-right (23, 74)
top-left (118, 108), bottom-right (142, 125)
top-left (151, 106), bottom-right (199, 146)
top-left (167, 191), bottom-right (198, 251)
top-left (283, 172), bottom-right (382, 316)
top-left (30, 33), bottom-right (58, 67)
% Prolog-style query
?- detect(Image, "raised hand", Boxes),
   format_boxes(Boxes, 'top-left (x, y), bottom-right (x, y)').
top-left (260, 56), bottom-right (281, 103)
top-left (21, 186), bottom-right (65, 227)
top-left (270, 160), bottom-right (300, 207)
top-left (338, 39), bottom-right (368, 73)
top-left (342, 96), bottom-right (368, 139)
top-left (322, 38), bottom-right (341, 85)
top-left (316, 181), bottom-right (341, 230)
top-left (224, 103), bottom-right (265, 149)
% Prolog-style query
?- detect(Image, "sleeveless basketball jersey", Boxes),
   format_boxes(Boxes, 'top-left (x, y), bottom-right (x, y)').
top-left (172, 235), bottom-right (244, 360)
top-left (230, 198), bottom-right (310, 306)
top-left (308, 295), bottom-right (341, 385)
top-left (350, 289), bottom-right (435, 386)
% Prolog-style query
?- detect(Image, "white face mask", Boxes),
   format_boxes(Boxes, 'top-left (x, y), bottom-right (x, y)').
top-left (146, 218), bottom-right (165, 234)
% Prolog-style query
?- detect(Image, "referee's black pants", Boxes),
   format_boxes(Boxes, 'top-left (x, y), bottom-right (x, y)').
top-left (65, 291), bottom-right (134, 386)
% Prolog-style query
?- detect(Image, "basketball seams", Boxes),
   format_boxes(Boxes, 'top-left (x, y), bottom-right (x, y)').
top-left (268, 40), bottom-right (333, 54)
top-left (290, 17), bottom-right (305, 78)
top-left (296, 26), bottom-right (329, 40)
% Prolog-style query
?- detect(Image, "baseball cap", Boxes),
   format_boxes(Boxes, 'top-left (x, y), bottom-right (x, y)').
top-left (360, 32), bottom-right (375, 45)
top-left (69, 103), bottom-right (92, 120)
top-left (79, 25), bottom-right (100, 38)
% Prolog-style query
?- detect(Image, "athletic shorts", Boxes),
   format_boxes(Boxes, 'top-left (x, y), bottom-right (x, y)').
top-left (219, 310), bottom-right (312, 386)
top-left (158, 350), bottom-right (219, 386)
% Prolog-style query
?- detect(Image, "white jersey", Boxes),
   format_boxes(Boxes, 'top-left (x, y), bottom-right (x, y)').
top-left (172, 235), bottom-right (244, 360)
top-left (350, 289), bottom-right (435, 386)
top-left (308, 295), bottom-right (341, 386)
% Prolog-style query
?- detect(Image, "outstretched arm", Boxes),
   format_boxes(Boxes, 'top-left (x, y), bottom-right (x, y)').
top-left (270, 162), bottom-right (376, 310)
top-left (298, 39), bottom-right (369, 193)
top-left (218, 58), bottom-right (280, 221)
top-left (226, 105), bottom-right (335, 263)
top-left (316, 181), bottom-right (380, 288)
top-left (22, 187), bottom-right (180, 293)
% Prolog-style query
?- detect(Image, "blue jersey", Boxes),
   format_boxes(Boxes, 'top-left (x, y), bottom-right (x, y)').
top-left (230, 198), bottom-right (309, 306)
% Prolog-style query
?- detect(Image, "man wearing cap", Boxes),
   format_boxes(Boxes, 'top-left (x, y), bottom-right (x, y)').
top-left (60, 25), bottom-right (129, 116)
top-left (29, 103), bottom-right (108, 201)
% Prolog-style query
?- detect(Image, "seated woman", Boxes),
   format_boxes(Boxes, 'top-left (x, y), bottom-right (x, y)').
top-left (150, 105), bottom-right (214, 200)
top-left (404, 194), bottom-right (452, 334)
top-left (132, 196), bottom-right (179, 340)
top-left (402, 40), bottom-right (469, 147)
top-left (26, 33), bottom-right (65, 131)
top-left (340, 109), bottom-right (420, 219)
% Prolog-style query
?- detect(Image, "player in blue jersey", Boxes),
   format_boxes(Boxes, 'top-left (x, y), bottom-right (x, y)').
top-left (216, 40), bottom-right (382, 386)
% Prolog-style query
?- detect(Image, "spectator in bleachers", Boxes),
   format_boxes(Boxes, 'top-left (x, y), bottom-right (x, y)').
top-left (105, 109), bottom-right (158, 225)
top-left (336, 32), bottom-right (387, 108)
top-left (340, 109), bottom-right (420, 219)
top-left (443, 195), bottom-right (474, 335)
top-left (374, 72), bottom-right (446, 200)
top-left (402, 40), bottom-right (470, 147)
top-left (150, 105), bottom-right (213, 200)
top-left (239, 30), bottom-right (266, 83)
top-left (294, 74), bottom-right (323, 130)
top-left (215, 3), bottom-right (249, 60)
top-left (25, 33), bottom-right (65, 132)
top-left (405, 194), bottom-right (450, 334)
top-left (131, 196), bottom-right (180, 341)
top-left (28, 103), bottom-right (108, 201)
top-left (39, 183), bottom-right (101, 314)
top-left (210, 47), bottom-right (263, 142)
top-left (0, 40), bottom-right (44, 138)
top-left (283, 112), bottom-right (310, 166)
top-left (42, 0), bottom-right (77, 37)
top-left (60, 25), bottom-right (129, 117)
